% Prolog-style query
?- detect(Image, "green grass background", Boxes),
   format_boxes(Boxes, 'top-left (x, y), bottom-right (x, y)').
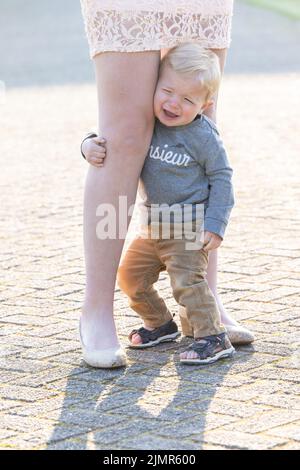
top-left (241, 0), bottom-right (300, 20)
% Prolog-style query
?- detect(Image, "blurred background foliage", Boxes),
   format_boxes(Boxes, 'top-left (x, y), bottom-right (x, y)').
top-left (242, 0), bottom-right (300, 20)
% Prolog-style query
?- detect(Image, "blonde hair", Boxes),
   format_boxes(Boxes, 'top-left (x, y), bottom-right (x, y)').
top-left (161, 42), bottom-right (221, 100)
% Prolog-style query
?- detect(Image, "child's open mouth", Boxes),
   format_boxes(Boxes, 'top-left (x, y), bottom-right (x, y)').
top-left (163, 109), bottom-right (179, 119)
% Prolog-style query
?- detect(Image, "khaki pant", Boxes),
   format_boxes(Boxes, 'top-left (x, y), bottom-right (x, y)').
top-left (117, 225), bottom-right (225, 339)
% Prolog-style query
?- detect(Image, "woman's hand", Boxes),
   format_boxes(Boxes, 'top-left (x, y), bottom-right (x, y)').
top-left (82, 136), bottom-right (107, 168)
top-left (203, 231), bottom-right (222, 252)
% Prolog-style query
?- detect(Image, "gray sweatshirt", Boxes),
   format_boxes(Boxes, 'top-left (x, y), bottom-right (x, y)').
top-left (138, 114), bottom-right (235, 239)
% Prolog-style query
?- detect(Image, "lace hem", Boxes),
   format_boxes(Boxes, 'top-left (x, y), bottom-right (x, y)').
top-left (80, 1), bottom-right (234, 59)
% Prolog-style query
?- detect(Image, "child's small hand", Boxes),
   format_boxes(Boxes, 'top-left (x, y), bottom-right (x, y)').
top-left (82, 136), bottom-right (107, 168)
top-left (203, 231), bottom-right (222, 252)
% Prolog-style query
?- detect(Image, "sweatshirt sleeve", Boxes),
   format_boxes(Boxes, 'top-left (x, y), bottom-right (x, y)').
top-left (201, 128), bottom-right (235, 239)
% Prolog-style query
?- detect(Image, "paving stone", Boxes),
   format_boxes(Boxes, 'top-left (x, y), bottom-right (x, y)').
top-left (253, 394), bottom-right (300, 411)
top-left (0, 436), bottom-right (42, 450)
top-left (207, 398), bottom-right (271, 419)
top-left (48, 351), bottom-right (85, 366)
top-left (178, 369), bottom-right (251, 388)
top-left (201, 430), bottom-right (287, 450)
top-left (161, 387), bottom-right (216, 407)
top-left (271, 278), bottom-right (300, 288)
top-left (156, 413), bottom-right (239, 438)
top-left (266, 423), bottom-right (300, 442)
top-left (127, 350), bottom-right (175, 365)
top-left (11, 365), bottom-right (88, 388)
top-left (4, 335), bottom-right (62, 349)
top-left (0, 399), bottom-right (24, 412)
top-left (239, 341), bottom-right (295, 357)
top-left (249, 366), bottom-right (300, 383)
top-left (289, 319), bottom-right (300, 328)
top-left (248, 322), bottom-right (296, 334)
top-left (115, 434), bottom-right (200, 450)
top-left (274, 355), bottom-right (300, 370)
top-left (0, 429), bottom-right (18, 440)
top-left (215, 375), bottom-right (255, 388)
top-left (90, 419), bottom-right (159, 446)
top-left (1, 414), bottom-right (56, 434)
top-left (24, 324), bottom-right (77, 338)
top-left (11, 395), bottom-right (85, 418)
top-left (110, 403), bottom-right (200, 423)
top-left (258, 310), bottom-right (300, 324)
top-left (44, 408), bottom-right (127, 430)
top-left (0, 370), bottom-right (27, 384)
top-left (200, 443), bottom-right (231, 450)
top-left (205, 353), bottom-right (281, 375)
top-left (25, 425), bottom-right (93, 447)
top-left (273, 297), bottom-right (300, 309)
top-left (251, 331), bottom-right (298, 345)
top-left (225, 301), bottom-right (285, 314)
top-left (52, 330), bottom-right (82, 341)
top-left (0, 345), bottom-right (27, 358)
top-left (242, 287), bottom-right (299, 303)
top-left (43, 437), bottom-right (90, 450)
top-left (0, 325), bottom-right (29, 336)
top-left (220, 282), bottom-right (272, 293)
top-left (105, 371), bottom-right (171, 391)
top-left (75, 389), bottom-right (151, 413)
top-left (221, 409), bottom-right (300, 435)
top-left (20, 341), bottom-right (80, 360)
top-left (272, 441), bottom-right (300, 450)
top-left (0, 315), bottom-right (60, 327)
top-left (0, 384), bottom-right (59, 402)
top-left (213, 387), bottom-right (264, 403)
top-left (43, 375), bottom-right (120, 398)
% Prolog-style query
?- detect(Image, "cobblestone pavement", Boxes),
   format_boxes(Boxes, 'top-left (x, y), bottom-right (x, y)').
top-left (0, 1), bottom-right (299, 450)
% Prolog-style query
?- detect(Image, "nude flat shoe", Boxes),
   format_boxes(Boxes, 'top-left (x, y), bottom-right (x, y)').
top-left (224, 324), bottom-right (255, 345)
top-left (79, 319), bottom-right (127, 369)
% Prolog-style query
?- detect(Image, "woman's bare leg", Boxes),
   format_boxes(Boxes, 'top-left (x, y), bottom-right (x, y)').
top-left (81, 51), bottom-right (161, 351)
top-left (205, 250), bottom-right (239, 327)
top-left (203, 48), bottom-right (238, 326)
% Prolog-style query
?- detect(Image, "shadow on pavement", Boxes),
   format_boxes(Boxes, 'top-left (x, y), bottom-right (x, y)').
top-left (46, 339), bottom-right (255, 450)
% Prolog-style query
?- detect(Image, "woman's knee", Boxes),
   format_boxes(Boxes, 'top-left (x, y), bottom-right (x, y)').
top-left (105, 115), bottom-right (155, 159)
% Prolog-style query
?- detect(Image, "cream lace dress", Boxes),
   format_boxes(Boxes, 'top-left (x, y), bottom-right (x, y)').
top-left (80, 0), bottom-right (234, 59)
